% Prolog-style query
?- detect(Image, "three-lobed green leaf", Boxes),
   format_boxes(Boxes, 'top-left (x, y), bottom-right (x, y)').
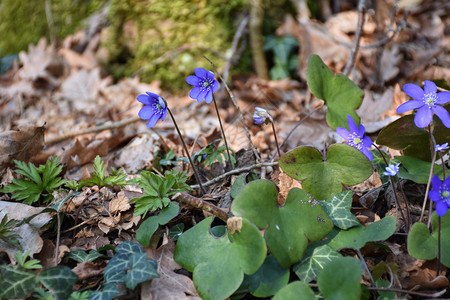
top-left (279, 144), bottom-right (373, 200)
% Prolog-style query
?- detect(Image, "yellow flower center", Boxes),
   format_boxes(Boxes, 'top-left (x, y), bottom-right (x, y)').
top-left (353, 138), bottom-right (361, 145)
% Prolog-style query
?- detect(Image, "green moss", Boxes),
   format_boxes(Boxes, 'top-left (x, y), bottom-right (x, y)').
top-left (104, 0), bottom-right (248, 92)
top-left (0, 0), bottom-right (108, 56)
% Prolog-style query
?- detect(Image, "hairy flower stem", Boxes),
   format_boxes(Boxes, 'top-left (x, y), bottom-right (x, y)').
top-left (270, 120), bottom-right (281, 158)
top-left (167, 107), bottom-right (206, 194)
top-left (212, 94), bottom-right (234, 169)
top-left (373, 144), bottom-right (409, 231)
top-left (437, 216), bottom-right (442, 275)
top-left (422, 127), bottom-right (436, 226)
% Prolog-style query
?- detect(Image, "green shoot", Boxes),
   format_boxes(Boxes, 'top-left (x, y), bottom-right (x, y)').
top-left (0, 157), bottom-right (65, 204)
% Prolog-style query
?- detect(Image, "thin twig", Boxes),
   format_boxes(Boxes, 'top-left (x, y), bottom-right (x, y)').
top-left (222, 15), bottom-right (249, 86)
top-left (366, 287), bottom-right (447, 298)
top-left (173, 193), bottom-right (229, 222)
top-left (54, 212), bottom-right (60, 267)
top-left (437, 216), bottom-right (442, 275)
top-left (45, 116), bottom-right (141, 144)
top-left (355, 248), bottom-right (376, 286)
top-left (204, 56), bottom-right (261, 162)
top-left (190, 162), bottom-right (278, 189)
top-left (270, 103), bottom-right (324, 162)
top-left (343, 0), bottom-right (366, 76)
top-left (212, 94), bottom-right (234, 169)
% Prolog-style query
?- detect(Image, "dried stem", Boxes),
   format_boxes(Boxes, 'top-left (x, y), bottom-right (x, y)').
top-left (343, 0), bottom-right (366, 76)
top-left (212, 94), bottom-right (234, 169)
top-left (270, 119), bottom-right (281, 158)
top-left (190, 162), bottom-right (278, 189)
top-left (167, 107), bottom-right (206, 195)
top-left (437, 216), bottom-right (442, 275)
top-left (173, 192), bottom-right (229, 222)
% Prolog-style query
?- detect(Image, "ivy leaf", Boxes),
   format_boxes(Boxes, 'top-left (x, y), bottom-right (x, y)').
top-left (231, 180), bottom-right (333, 268)
top-left (0, 266), bottom-right (37, 298)
top-left (136, 201), bottom-right (179, 247)
top-left (318, 257), bottom-right (362, 300)
top-left (318, 191), bottom-right (360, 229)
top-left (279, 145), bottom-right (373, 200)
top-left (326, 216), bottom-right (396, 250)
top-left (88, 283), bottom-right (119, 300)
top-left (306, 54), bottom-right (364, 129)
top-left (408, 212), bottom-right (450, 267)
top-left (273, 281), bottom-right (315, 300)
top-left (294, 244), bottom-right (342, 283)
top-left (125, 252), bottom-right (159, 289)
top-left (66, 250), bottom-right (103, 263)
top-left (174, 216), bottom-right (266, 300)
top-left (38, 266), bottom-right (78, 300)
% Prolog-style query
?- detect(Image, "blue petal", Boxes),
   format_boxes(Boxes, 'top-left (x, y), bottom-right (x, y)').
top-left (186, 75), bottom-right (200, 86)
top-left (362, 135), bottom-right (372, 148)
top-left (403, 83), bottom-right (424, 100)
top-left (431, 175), bottom-right (442, 190)
top-left (336, 127), bottom-right (351, 140)
top-left (360, 147), bottom-right (373, 160)
top-left (436, 91), bottom-right (450, 105)
top-left (414, 106), bottom-right (433, 128)
top-left (197, 90), bottom-right (208, 103)
top-left (396, 100), bottom-right (423, 113)
top-left (195, 67), bottom-right (207, 79)
top-left (212, 80), bottom-right (220, 93)
top-left (429, 190), bottom-right (441, 202)
top-left (423, 80), bottom-right (437, 94)
top-left (358, 123), bottom-right (366, 138)
top-left (347, 115), bottom-right (359, 134)
top-left (138, 105), bottom-right (154, 120)
top-left (432, 105), bottom-right (450, 128)
top-left (444, 176), bottom-right (450, 188)
top-left (204, 91), bottom-right (213, 103)
top-left (205, 70), bottom-right (215, 80)
top-left (146, 113), bottom-right (160, 128)
top-left (137, 94), bottom-right (152, 105)
top-left (189, 87), bottom-right (201, 100)
top-left (254, 115), bottom-right (265, 125)
top-left (435, 201), bottom-right (448, 217)
top-left (160, 108), bottom-right (167, 122)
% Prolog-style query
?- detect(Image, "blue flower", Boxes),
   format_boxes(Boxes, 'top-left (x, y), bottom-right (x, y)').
top-left (137, 92), bottom-right (167, 128)
top-left (397, 80), bottom-right (450, 128)
top-left (186, 67), bottom-right (220, 104)
top-left (383, 163), bottom-right (400, 176)
top-left (429, 175), bottom-right (450, 217)
top-left (435, 143), bottom-right (449, 152)
top-left (253, 107), bottom-right (270, 125)
top-left (336, 115), bottom-right (373, 160)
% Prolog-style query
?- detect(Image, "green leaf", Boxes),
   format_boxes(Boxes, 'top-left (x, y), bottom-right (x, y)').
top-left (279, 144), bottom-right (373, 200)
top-left (326, 216), bottom-right (396, 250)
top-left (318, 191), bottom-right (360, 229)
top-left (124, 252), bottom-right (159, 289)
top-left (376, 108), bottom-right (450, 162)
top-left (306, 54), bottom-right (364, 129)
top-left (88, 283), bottom-right (119, 300)
top-left (38, 266), bottom-right (78, 300)
top-left (68, 290), bottom-right (91, 300)
top-left (168, 223), bottom-right (184, 241)
top-left (103, 241), bottom-right (159, 288)
top-left (0, 265), bottom-right (37, 298)
top-left (408, 212), bottom-right (450, 267)
top-left (272, 281), bottom-right (315, 300)
top-left (136, 201), bottom-right (179, 247)
top-left (174, 216), bottom-right (266, 300)
top-left (318, 256), bottom-right (362, 300)
top-left (231, 180), bottom-right (333, 268)
top-left (396, 155), bottom-right (448, 184)
top-left (67, 250), bottom-right (103, 263)
top-left (246, 254), bottom-right (289, 297)
top-left (294, 244), bottom-right (342, 283)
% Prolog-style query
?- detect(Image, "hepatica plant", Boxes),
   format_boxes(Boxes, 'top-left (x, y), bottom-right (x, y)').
top-left (135, 55), bottom-right (450, 299)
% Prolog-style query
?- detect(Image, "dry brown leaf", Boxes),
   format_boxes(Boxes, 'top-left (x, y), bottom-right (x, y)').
top-left (380, 44), bottom-right (402, 83)
top-left (271, 170), bottom-right (302, 206)
top-left (72, 261), bottom-right (106, 281)
top-left (109, 191), bottom-right (131, 214)
top-left (0, 201), bottom-right (53, 263)
top-left (60, 139), bottom-right (109, 170)
top-left (143, 239), bottom-right (199, 299)
top-left (0, 125), bottom-right (45, 169)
